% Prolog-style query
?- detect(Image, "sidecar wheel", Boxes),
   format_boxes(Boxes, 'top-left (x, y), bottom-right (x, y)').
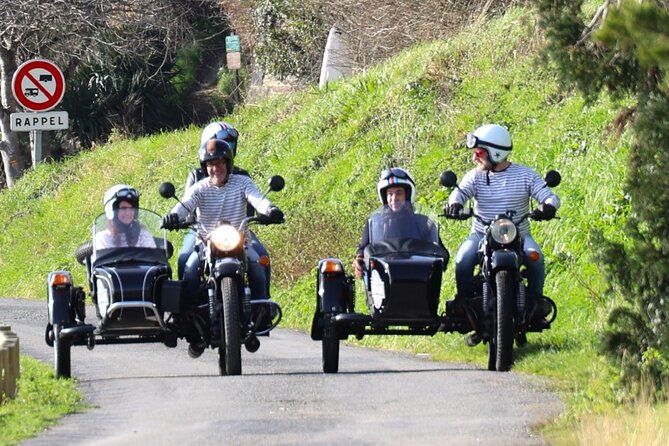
top-left (74, 241), bottom-right (93, 265)
top-left (219, 277), bottom-right (242, 376)
top-left (322, 315), bottom-right (339, 373)
top-left (494, 271), bottom-right (514, 371)
top-left (53, 324), bottom-right (71, 378)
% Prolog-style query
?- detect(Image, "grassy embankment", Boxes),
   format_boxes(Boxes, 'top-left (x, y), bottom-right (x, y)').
top-left (1, 5), bottom-right (664, 444)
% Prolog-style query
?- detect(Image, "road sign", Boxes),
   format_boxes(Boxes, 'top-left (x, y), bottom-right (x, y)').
top-left (226, 35), bottom-right (240, 53)
top-left (226, 52), bottom-right (241, 70)
top-left (10, 111), bottom-right (69, 132)
top-left (12, 59), bottom-right (65, 112)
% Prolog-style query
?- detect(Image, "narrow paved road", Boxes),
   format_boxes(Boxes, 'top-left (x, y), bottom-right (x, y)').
top-left (1, 298), bottom-right (563, 445)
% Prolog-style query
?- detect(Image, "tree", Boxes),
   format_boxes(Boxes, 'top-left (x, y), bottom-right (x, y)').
top-left (536, 0), bottom-right (669, 397)
top-left (0, 0), bottom-right (227, 188)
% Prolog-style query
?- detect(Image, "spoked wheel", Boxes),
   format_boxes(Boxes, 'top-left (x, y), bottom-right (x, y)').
top-left (53, 324), bottom-right (71, 378)
top-left (322, 314), bottom-right (340, 373)
top-left (493, 271), bottom-right (515, 371)
top-left (218, 277), bottom-right (242, 376)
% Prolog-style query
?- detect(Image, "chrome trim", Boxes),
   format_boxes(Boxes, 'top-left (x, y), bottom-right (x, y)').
top-left (102, 301), bottom-right (167, 330)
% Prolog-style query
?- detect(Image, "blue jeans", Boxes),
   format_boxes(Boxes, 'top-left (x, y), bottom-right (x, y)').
top-left (182, 231), bottom-right (271, 300)
top-left (177, 230), bottom-right (197, 280)
top-left (454, 232), bottom-right (545, 298)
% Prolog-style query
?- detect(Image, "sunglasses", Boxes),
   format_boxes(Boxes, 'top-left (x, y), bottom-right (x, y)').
top-left (215, 127), bottom-right (239, 141)
top-left (466, 132), bottom-right (512, 151)
top-left (380, 168), bottom-right (412, 181)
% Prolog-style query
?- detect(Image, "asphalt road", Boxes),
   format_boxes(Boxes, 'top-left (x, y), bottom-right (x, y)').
top-left (1, 298), bottom-right (563, 445)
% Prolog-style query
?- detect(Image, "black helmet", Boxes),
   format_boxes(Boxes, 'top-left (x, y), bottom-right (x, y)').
top-left (198, 139), bottom-right (234, 175)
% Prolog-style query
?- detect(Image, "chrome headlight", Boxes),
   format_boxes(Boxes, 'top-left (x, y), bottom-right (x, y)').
top-left (490, 218), bottom-right (517, 244)
top-left (209, 224), bottom-right (242, 253)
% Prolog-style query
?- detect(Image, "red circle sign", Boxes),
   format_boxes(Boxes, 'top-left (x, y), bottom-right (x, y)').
top-left (12, 59), bottom-right (65, 112)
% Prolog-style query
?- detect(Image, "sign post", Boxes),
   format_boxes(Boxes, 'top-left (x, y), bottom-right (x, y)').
top-left (10, 59), bottom-right (68, 166)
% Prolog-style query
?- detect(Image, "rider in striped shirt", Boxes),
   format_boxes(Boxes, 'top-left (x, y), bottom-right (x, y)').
top-left (447, 124), bottom-right (560, 315)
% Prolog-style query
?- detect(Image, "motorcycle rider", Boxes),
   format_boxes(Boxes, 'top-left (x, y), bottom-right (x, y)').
top-left (178, 121), bottom-right (272, 296)
top-left (353, 167), bottom-right (422, 278)
top-left (445, 124), bottom-right (560, 342)
top-left (162, 139), bottom-right (283, 317)
top-left (96, 184), bottom-right (156, 249)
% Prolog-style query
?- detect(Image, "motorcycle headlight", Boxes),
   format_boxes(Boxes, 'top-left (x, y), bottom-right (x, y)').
top-left (490, 218), bottom-right (517, 245)
top-left (209, 224), bottom-right (242, 253)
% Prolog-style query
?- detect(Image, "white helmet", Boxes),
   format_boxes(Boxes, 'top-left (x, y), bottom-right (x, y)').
top-left (376, 168), bottom-right (416, 204)
top-left (466, 124), bottom-right (513, 164)
top-left (103, 184), bottom-right (139, 220)
top-left (200, 121), bottom-right (239, 155)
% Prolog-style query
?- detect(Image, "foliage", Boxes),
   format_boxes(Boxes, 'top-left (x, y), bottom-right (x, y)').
top-left (536, 0), bottom-right (669, 397)
top-left (252, 0), bottom-right (327, 81)
top-left (0, 356), bottom-right (82, 445)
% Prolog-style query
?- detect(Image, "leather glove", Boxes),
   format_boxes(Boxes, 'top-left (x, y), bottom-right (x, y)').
top-left (530, 203), bottom-right (556, 221)
top-left (161, 213), bottom-right (180, 229)
top-left (267, 206), bottom-right (284, 223)
top-left (353, 254), bottom-right (364, 279)
top-left (446, 203), bottom-right (463, 217)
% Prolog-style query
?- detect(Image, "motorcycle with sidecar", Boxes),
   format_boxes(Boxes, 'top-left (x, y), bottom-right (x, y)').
top-left (311, 171), bottom-right (560, 373)
top-left (45, 177), bottom-right (284, 378)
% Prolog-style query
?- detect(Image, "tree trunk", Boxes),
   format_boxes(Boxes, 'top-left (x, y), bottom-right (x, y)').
top-left (0, 46), bottom-right (28, 188)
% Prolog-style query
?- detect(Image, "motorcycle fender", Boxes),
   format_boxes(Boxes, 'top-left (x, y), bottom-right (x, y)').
top-left (47, 271), bottom-right (73, 325)
top-left (490, 250), bottom-right (519, 273)
top-left (213, 258), bottom-right (243, 279)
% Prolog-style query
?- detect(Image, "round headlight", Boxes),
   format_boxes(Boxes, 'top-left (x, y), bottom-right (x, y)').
top-left (209, 224), bottom-right (242, 252)
top-left (490, 218), bottom-right (517, 244)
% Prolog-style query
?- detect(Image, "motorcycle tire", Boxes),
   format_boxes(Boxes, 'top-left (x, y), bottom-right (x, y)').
top-left (494, 270), bottom-right (514, 371)
top-left (53, 324), bottom-right (71, 378)
top-left (219, 277), bottom-right (242, 376)
top-left (74, 241), bottom-right (93, 265)
top-left (322, 314), bottom-right (340, 373)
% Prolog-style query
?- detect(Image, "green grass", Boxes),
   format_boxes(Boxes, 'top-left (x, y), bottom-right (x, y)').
top-left (0, 3), bottom-right (636, 438)
top-left (0, 356), bottom-right (83, 446)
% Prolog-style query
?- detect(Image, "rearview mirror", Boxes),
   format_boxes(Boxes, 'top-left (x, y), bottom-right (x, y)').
top-left (159, 182), bottom-right (176, 199)
top-left (544, 170), bottom-right (561, 188)
top-left (440, 170), bottom-right (458, 188)
top-left (268, 175), bottom-right (285, 192)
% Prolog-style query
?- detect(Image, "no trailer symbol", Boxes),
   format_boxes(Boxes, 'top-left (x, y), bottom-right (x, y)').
top-left (12, 59), bottom-right (65, 112)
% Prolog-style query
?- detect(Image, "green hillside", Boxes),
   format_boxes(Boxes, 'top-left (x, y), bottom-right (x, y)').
top-left (0, 6), bottom-right (630, 416)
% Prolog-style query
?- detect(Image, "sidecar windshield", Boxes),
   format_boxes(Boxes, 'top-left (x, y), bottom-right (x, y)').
top-left (92, 209), bottom-right (169, 266)
top-left (367, 206), bottom-right (446, 258)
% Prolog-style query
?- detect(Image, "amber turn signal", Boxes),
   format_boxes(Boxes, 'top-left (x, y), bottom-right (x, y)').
top-left (527, 251), bottom-right (541, 262)
top-left (321, 260), bottom-right (343, 273)
top-left (49, 273), bottom-right (71, 286)
top-left (258, 255), bottom-right (270, 266)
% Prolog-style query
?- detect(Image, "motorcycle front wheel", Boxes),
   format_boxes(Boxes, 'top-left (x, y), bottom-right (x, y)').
top-left (219, 277), bottom-right (242, 376)
top-left (490, 270), bottom-right (514, 371)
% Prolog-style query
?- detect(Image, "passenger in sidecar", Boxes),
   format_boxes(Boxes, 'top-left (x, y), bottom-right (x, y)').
top-left (46, 185), bottom-right (182, 378)
top-left (311, 167), bottom-right (452, 373)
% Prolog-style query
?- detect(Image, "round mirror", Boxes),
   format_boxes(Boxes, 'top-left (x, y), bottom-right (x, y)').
top-left (440, 170), bottom-right (458, 188)
top-left (268, 175), bottom-right (285, 192)
top-left (544, 170), bottom-right (561, 188)
top-left (159, 182), bottom-right (176, 199)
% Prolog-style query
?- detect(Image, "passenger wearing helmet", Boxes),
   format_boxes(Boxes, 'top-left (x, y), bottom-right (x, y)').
top-left (353, 167), bottom-right (422, 278)
top-left (95, 185), bottom-right (156, 249)
top-left (163, 139), bottom-right (283, 304)
top-left (445, 124), bottom-right (560, 338)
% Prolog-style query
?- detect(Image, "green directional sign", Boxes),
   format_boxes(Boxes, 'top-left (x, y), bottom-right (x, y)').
top-left (226, 35), bottom-right (240, 53)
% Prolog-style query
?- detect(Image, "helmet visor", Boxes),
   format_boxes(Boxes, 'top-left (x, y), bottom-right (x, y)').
top-left (380, 168), bottom-right (412, 181)
top-left (114, 188), bottom-right (139, 203)
top-left (465, 132), bottom-right (512, 151)
top-left (214, 127), bottom-right (239, 142)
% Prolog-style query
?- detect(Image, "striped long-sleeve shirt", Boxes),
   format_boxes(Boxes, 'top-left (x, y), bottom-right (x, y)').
top-left (448, 163), bottom-right (560, 236)
top-left (171, 174), bottom-right (273, 239)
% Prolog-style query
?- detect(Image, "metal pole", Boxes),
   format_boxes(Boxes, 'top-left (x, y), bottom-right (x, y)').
top-left (31, 130), bottom-right (43, 167)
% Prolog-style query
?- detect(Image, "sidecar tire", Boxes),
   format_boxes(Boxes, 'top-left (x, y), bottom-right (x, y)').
top-left (53, 324), bottom-right (71, 378)
top-left (219, 277), bottom-right (242, 376)
top-left (322, 315), bottom-right (339, 373)
top-left (74, 241), bottom-right (93, 265)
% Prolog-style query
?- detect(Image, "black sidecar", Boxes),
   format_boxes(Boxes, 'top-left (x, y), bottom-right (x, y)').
top-left (311, 207), bottom-right (469, 373)
top-left (46, 209), bottom-right (185, 378)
